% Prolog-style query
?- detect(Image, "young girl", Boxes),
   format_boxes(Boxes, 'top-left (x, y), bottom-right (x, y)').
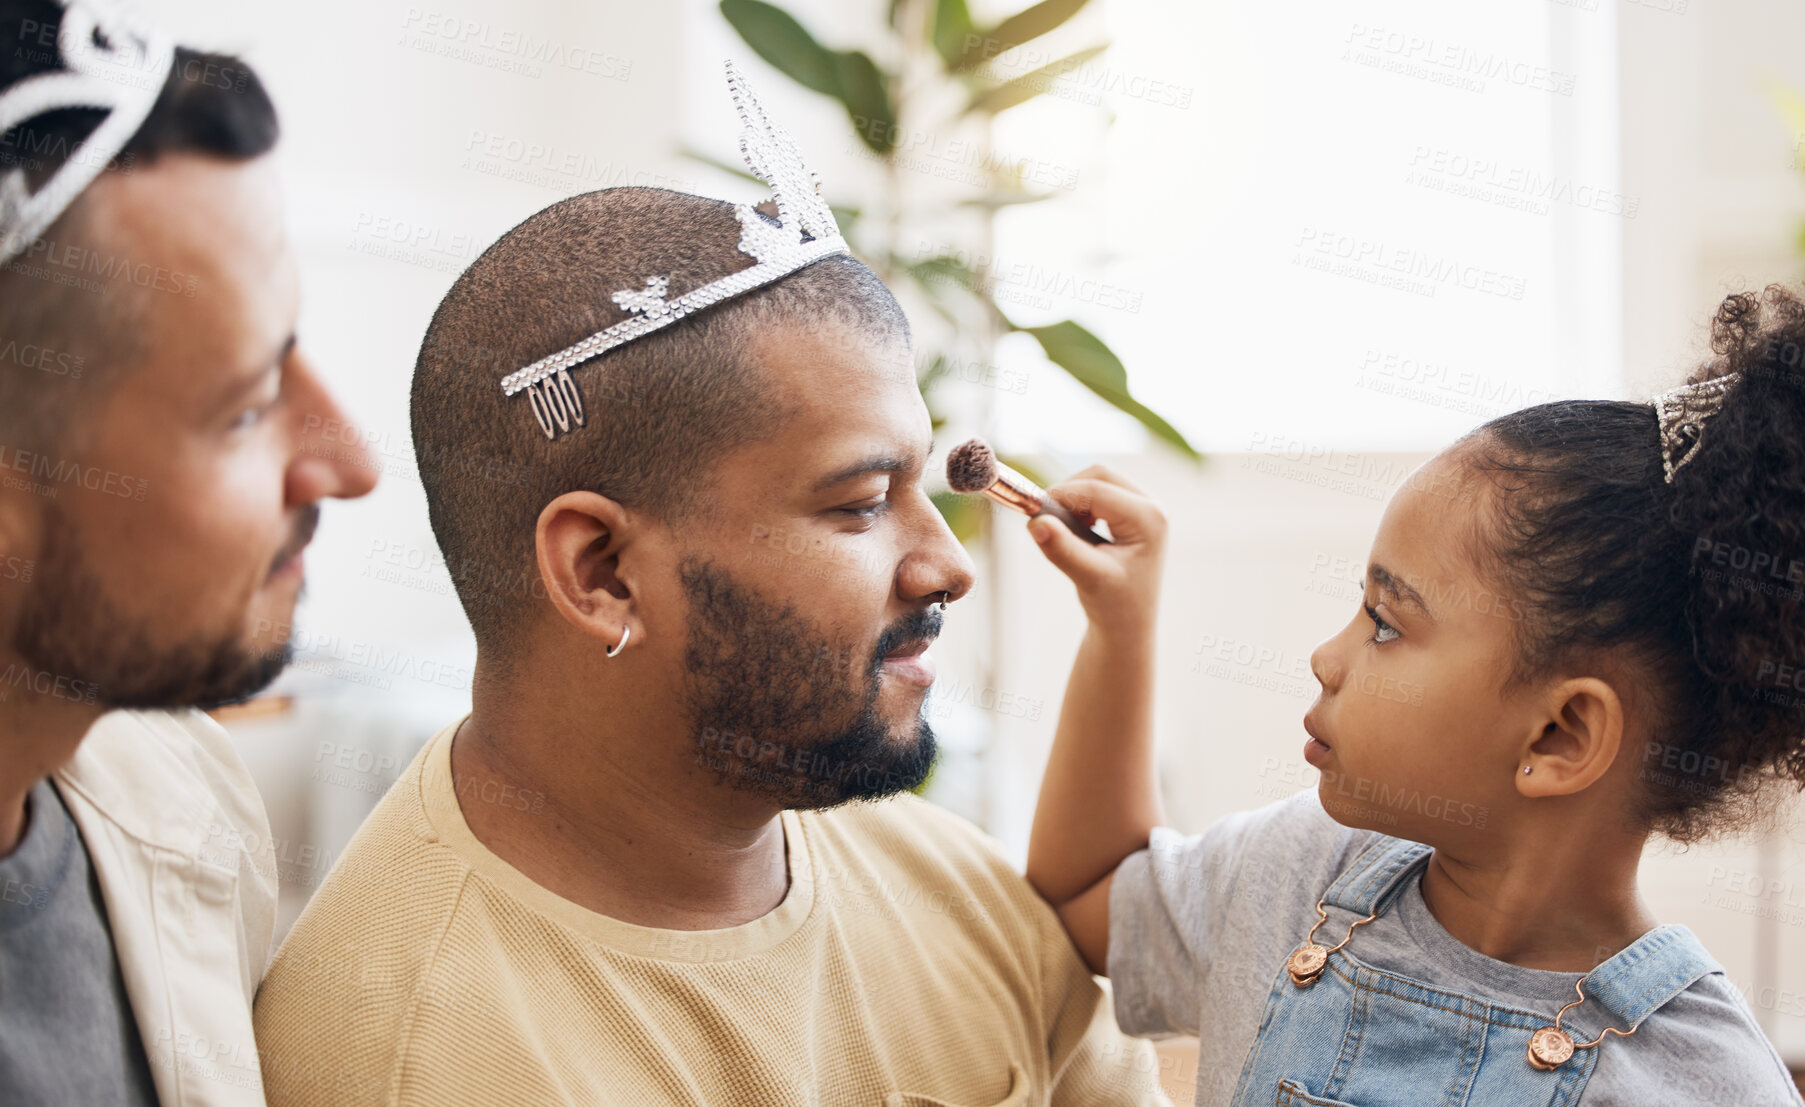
top-left (1023, 286), bottom-right (1805, 1107)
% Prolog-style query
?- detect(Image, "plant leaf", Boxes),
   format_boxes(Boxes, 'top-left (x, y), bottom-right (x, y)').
top-left (934, 0), bottom-right (975, 66)
top-left (932, 489), bottom-right (987, 544)
top-left (909, 283), bottom-right (969, 331)
top-left (718, 3), bottom-right (897, 155)
top-left (954, 0), bottom-right (1094, 71)
top-left (1764, 78), bottom-right (1805, 143)
top-left (918, 352), bottom-right (953, 389)
top-left (1762, 77), bottom-right (1805, 178)
top-left (834, 50), bottom-right (898, 153)
top-left (1021, 320), bottom-right (1201, 459)
top-left (720, 0), bottom-right (841, 95)
top-left (907, 254), bottom-right (982, 293)
top-left (829, 204), bottom-right (863, 235)
top-left (967, 44), bottom-right (1108, 115)
top-left (679, 145), bottom-right (766, 186)
top-left (997, 452), bottom-right (1050, 488)
top-left (959, 190), bottom-right (1059, 210)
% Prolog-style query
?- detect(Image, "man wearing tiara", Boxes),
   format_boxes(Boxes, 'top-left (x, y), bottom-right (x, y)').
top-left (252, 67), bottom-right (1165, 1107)
top-left (0, 0), bottom-right (378, 1104)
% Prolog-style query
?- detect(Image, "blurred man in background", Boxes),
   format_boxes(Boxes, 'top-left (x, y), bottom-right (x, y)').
top-left (0, 1), bottom-right (376, 1102)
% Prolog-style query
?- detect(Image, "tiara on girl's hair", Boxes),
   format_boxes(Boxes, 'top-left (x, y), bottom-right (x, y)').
top-left (1652, 373), bottom-right (1737, 484)
top-left (0, 0), bottom-right (173, 265)
top-left (499, 60), bottom-right (850, 440)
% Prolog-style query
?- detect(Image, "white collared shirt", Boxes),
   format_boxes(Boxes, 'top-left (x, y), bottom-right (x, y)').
top-left (55, 708), bottom-right (278, 1106)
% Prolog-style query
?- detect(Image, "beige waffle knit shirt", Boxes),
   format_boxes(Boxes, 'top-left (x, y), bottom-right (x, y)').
top-left (252, 720), bottom-right (1167, 1107)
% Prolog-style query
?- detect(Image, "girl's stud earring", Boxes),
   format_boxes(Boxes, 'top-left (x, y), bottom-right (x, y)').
top-left (1522, 765), bottom-right (1532, 775)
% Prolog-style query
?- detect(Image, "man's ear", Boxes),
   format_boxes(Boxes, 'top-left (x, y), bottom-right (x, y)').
top-left (535, 491), bottom-right (636, 646)
top-left (1518, 677), bottom-right (1625, 798)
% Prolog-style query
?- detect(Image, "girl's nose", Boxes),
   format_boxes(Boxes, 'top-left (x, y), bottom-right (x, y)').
top-left (1310, 638), bottom-right (1342, 692)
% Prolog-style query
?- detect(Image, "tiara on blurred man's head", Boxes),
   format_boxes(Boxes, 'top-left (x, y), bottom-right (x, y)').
top-left (1653, 373), bottom-right (1737, 484)
top-left (0, 0), bottom-right (173, 265)
top-left (500, 60), bottom-right (851, 440)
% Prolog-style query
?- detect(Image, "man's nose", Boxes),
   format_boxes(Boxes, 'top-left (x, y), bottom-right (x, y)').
top-left (286, 358), bottom-right (379, 505)
top-left (901, 495), bottom-right (977, 605)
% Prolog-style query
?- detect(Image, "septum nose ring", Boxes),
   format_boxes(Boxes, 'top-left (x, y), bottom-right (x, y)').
top-left (936, 591), bottom-right (950, 612)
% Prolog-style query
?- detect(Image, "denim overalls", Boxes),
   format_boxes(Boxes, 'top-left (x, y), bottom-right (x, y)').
top-left (1229, 837), bottom-right (1721, 1107)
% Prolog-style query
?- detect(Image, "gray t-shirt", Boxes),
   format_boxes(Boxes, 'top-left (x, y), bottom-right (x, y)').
top-left (1108, 788), bottom-right (1803, 1107)
top-left (0, 778), bottom-right (158, 1106)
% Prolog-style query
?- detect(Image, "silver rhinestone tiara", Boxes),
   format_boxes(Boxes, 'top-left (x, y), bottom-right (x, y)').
top-left (0, 0), bottom-right (173, 266)
top-left (499, 60), bottom-right (850, 439)
top-left (1653, 373), bottom-right (1736, 483)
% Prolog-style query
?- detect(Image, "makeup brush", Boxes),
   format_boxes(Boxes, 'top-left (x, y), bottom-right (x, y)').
top-left (945, 438), bottom-right (1111, 545)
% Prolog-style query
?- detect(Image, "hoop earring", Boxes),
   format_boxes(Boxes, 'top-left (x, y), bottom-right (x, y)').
top-left (606, 624), bottom-right (632, 658)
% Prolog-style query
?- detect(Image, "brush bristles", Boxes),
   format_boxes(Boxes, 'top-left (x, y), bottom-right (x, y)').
top-left (945, 438), bottom-right (999, 493)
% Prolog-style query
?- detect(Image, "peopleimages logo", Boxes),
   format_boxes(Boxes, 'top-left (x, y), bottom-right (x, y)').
top-left (0, 444), bottom-right (147, 500)
top-left (1316, 769), bottom-right (1489, 829)
top-left (5, 235), bottom-right (197, 297)
top-left (399, 8), bottom-right (632, 80)
top-left (0, 664), bottom-right (99, 705)
top-left (0, 338), bottom-right (84, 379)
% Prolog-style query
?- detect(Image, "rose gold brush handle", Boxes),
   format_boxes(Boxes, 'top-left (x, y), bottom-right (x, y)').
top-left (1031, 495), bottom-right (1111, 545)
top-left (989, 462), bottom-right (1111, 545)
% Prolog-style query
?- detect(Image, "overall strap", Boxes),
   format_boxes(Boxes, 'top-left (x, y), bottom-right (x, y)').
top-left (1580, 924), bottom-right (1722, 1030)
top-left (1321, 836), bottom-right (1432, 917)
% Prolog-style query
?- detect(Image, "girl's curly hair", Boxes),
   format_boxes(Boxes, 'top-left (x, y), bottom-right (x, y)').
top-left (1463, 284), bottom-right (1805, 842)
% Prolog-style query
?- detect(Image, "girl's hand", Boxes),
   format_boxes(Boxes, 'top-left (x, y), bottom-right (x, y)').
top-left (1027, 466), bottom-right (1167, 640)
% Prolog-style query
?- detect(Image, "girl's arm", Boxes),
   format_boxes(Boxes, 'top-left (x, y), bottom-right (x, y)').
top-left (1020, 468), bottom-right (1168, 974)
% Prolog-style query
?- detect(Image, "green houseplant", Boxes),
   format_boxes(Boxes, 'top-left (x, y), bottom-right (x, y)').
top-left (703, 0), bottom-right (1200, 540)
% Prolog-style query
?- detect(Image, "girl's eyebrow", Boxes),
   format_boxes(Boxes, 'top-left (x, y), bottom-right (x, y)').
top-left (1365, 563), bottom-right (1438, 622)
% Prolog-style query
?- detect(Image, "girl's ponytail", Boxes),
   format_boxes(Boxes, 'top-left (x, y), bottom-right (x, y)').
top-left (1665, 286), bottom-right (1805, 813)
top-left (1464, 284), bottom-right (1805, 841)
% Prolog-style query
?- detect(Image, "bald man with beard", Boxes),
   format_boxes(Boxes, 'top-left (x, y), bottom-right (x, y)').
top-left (252, 121), bottom-right (1168, 1104)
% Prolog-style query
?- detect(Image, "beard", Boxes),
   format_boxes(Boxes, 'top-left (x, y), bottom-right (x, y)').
top-left (9, 506), bottom-right (307, 711)
top-left (680, 556), bottom-right (939, 810)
